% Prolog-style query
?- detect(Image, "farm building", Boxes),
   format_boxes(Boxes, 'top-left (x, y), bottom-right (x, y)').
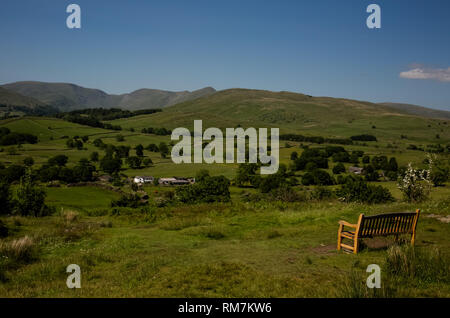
top-left (348, 166), bottom-right (363, 175)
top-left (133, 176), bottom-right (154, 184)
top-left (159, 177), bottom-right (195, 186)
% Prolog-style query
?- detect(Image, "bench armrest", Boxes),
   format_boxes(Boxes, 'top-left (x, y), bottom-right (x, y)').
top-left (338, 220), bottom-right (357, 228)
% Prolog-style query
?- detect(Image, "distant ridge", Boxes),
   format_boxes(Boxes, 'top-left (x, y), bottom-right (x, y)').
top-left (1, 81), bottom-right (216, 112)
top-left (0, 86), bottom-right (57, 115)
top-left (379, 102), bottom-right (450, 119)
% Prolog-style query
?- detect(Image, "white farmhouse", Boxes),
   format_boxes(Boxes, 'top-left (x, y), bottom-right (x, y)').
top-left (133, 176), bottom-right (154, 184)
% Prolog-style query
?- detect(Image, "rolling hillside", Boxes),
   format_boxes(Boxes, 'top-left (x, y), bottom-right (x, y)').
top-left (1, 81), bottom-right (216, 112)
top-left (108, 88), bottom-right (450, 143)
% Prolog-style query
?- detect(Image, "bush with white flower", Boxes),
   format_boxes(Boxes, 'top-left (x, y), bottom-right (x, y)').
top-left (397, 162), bottom-right (432, 202)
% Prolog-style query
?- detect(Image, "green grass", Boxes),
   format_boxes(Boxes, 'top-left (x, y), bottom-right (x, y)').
top-left (0, 196), bottom-right (449, 297)
top-left (0, 94), bottom-right (449, 298)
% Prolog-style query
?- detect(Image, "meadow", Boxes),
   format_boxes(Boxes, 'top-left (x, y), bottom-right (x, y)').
top-left (0, 109), bottom-right (449, 298)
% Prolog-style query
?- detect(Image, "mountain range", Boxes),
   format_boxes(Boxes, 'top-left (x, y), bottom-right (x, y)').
top-left (0, 81), bottom-right (448, 121)
top-left (1, 81), bottom-right (216, 112)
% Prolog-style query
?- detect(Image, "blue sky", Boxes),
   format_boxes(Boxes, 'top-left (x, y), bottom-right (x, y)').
top-left (0, 0), bottom-right (449, 110)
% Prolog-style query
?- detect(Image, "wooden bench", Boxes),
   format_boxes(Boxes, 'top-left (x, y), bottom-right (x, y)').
top-left (337, 209), bottom-right (420, 254)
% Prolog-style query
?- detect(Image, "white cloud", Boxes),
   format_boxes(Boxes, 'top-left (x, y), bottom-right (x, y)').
top-left (399, 66), bottom-right (450, 82)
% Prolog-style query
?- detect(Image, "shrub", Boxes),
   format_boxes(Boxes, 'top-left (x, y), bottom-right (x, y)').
top-left (386, 171), bottom-right (398, 181)
top-left (397, 163), bottom-right (431, 202)
top-left (310, 186), bottom-right (334, 200)
top-left (302, 169), bottom-right (334, 186)
top-left (259, 172), bottom-right (285, 193)
top-left (176, 176), bottom-right (230, 204)
top-left (269, 185), bottom-right (304, 202)
top-left (336, 177), bottom-right (393, 204)
top-left (428, 154), bottom-right (449, 187)
top-left (14, 171), bottom-right (52, 217)
top-left (111, 194), bottom-right (144, 208)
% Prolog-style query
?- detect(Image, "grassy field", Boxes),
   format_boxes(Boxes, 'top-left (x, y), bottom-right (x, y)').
top-left (0, 100), bottom-right (449, 298)
top-left (0, 191), bottom-right (449, 297)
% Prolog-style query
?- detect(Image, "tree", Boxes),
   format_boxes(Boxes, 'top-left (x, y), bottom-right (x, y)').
top-left (100, 156), bottom-right (122, 175)
top-left (23, 156), bottom-right (34, 167)
top-left (143, 158), bottom-right (153, 167)
top-left (48, 155), bottom-right (68, 167)
top-left (93, 138), bottom-right (104, 148)
top-left (73, 158), bottom-right (96, 182)
top-left (15, 171), bottom-right (50, 217)
top-left (333, 163), bottom-right (346, 174)
top-left (135, 144), bottom-right (144, 157)
top-left (195, 169), bottom-right (210, 183)
top-left (159, 142), bottom-right (169, 158)
top-left (388, 157), bottom-right (398, 172)
top-left (115, 145), bottom-right (130, 158)
top-left (58, 167), bottom-right (75, 183)
top-left (364, 164), bottom-right (379, 182)
top-left (0, 165), bottom-right (26, 183)
top-left (126, 156), bottom-right (142, 169)
top-left (146, 143), bottom-right (159, 152)
top-left (235, 163), bottom-right (259, 187)
top-left (362, 155), bottom-right (370, 164)
top-left (305, 162), bottom-right (318, 172)
top-left (116, 134), bottom-right (125, 142)
top-left (332, 151), bottom-right (350, 163)
top-left (90, 151), bottom-right (99, 162)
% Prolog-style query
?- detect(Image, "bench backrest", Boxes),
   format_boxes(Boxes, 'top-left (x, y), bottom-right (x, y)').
top-left (358, 210), bottom-right (420, 238)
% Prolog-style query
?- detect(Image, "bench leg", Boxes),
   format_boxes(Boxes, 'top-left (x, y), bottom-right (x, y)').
top-left (337, 224), bottom-right (343, 251)
top-left (353, 238), bottom-right (359, 254)
top-left (411, 232), bottom-right (416, 246)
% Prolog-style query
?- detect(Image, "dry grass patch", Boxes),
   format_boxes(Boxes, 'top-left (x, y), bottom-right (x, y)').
top-left (0, 236), bottom-right (37, 263)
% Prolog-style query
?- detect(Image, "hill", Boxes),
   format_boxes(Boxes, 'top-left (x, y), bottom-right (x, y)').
top-left (0, 87), bottom-right (57, 116)
top-left (1, 81), bottom-right (215, 112)
top-left (379, 102), bottom-right (450, 119)
top-left (108, 88), bottom-right (449, 143)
